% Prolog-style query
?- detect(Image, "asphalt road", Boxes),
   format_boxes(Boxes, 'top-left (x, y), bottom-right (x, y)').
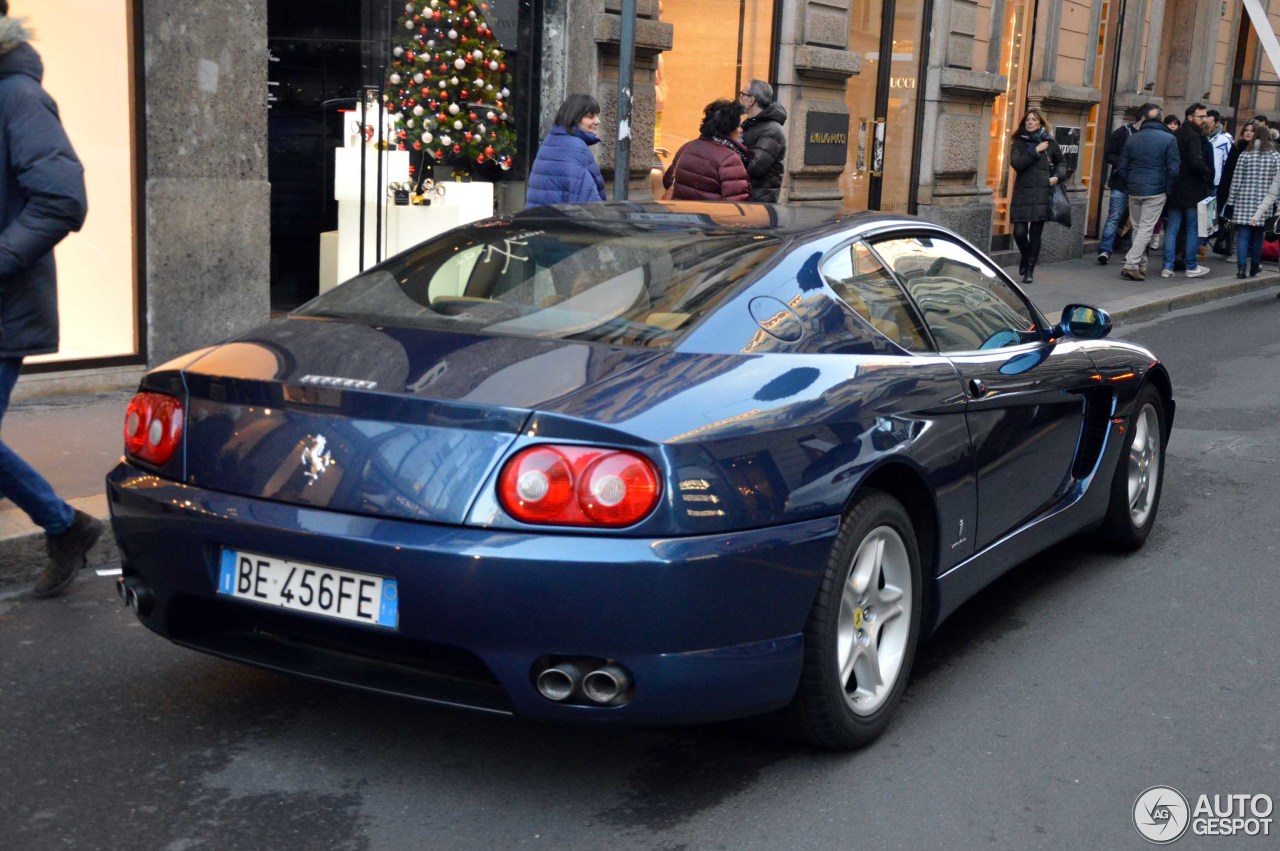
top-left (2, 293), bottom-right (1278, 850)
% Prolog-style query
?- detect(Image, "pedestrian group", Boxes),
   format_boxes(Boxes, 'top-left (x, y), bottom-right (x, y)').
top-left (526, 80), bottom-right (789, 208)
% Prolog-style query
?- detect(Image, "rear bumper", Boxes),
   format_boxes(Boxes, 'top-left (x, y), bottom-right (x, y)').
top-left (107, 463), bottom-right (837, 725)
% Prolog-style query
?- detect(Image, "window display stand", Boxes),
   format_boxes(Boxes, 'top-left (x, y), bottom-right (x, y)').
top-left (319, 102), bottom-right (494, 292)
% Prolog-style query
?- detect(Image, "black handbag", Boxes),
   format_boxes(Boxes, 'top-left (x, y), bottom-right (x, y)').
top-left (1049, 184), bottom-right (1072, 228)
top-left (1213, 222), bottom-right (1234, 256)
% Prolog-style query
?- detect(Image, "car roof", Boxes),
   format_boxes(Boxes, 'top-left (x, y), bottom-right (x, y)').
top-left (510, 201), bottom-right (924, 240)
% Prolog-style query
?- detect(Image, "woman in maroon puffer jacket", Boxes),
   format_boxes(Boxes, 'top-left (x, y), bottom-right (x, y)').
top-left (663, 99), bottom-right (752, 202)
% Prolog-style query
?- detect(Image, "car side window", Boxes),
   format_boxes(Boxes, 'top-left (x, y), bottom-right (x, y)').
top-left (871, 236), bottom-right (1039, 353)
top-left (820, 241), bottom-right (931, 352)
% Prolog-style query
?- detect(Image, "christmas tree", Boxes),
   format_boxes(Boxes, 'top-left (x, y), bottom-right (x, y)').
top-left (386, 0), bottom-right (517, 177)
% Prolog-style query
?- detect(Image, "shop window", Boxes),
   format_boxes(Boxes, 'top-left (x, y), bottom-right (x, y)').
top-left (654, 0), bottom-right (775, 169)
top-left (1233, 11), bottom-right (1280, 120)
top-left (267, 0), bottom-right (537, 310)
top-left (24, 1), bottom-right (138, 364)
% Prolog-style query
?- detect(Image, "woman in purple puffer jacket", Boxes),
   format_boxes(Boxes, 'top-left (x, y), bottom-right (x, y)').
top-left (662, 99), bottom-right (752, 202)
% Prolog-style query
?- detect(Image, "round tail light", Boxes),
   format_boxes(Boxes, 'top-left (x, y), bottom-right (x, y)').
top-left (124, 391), bottom-right (184, 466)
top-left (498, 445), bottom-right (661, 528)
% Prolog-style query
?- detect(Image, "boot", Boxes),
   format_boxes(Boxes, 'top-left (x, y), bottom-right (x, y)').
top-left (1251, 262), bottom-right (1262, 277)
top-left (33, 509), bottom-right (106, 599)
top-left (1021, 260), bottom-right (1035, 285)
top-left (1018, 255), bottom-right (1028, 278)
top-left (1238, 264), bottom-right (1247, 279)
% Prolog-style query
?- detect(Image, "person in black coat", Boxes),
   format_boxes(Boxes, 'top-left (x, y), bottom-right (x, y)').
top-left (1008, 108), bottom-right (1066, 284)
top-left (738, 80), bottom-right (787, 202)
top-left (0, 5), bottom-right (104, 598)
top-left (1162, 103), bottom-right (1214, 277)
top-left (1097, 102), bottom-right (1160, 263)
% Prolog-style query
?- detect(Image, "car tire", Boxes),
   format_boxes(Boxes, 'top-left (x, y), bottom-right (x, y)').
top-left (1099, 384), bottom-right (1167, 551)
top-left (785, 489), bottom-right (922, 750)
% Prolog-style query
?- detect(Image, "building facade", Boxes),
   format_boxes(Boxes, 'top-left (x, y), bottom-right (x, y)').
top-left (15, 0), bottom-right (1280, 383)
top-left (552, 0), bottom-right (1280, 260)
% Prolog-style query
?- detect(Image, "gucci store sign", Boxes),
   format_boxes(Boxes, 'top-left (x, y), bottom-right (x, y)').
top-left (804, 112), bottom-right (851, 166)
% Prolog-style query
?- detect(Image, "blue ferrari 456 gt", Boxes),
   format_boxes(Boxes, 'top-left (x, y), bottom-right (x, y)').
top-left (107, 202), bottom-right (1172, 749)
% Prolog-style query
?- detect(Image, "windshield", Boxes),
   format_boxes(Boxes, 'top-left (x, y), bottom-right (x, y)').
top-left (296, 222), bottom-right (784, 349)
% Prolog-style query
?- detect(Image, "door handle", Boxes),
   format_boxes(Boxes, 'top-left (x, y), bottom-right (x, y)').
top-left (969, 378), bottom-right (988, 398)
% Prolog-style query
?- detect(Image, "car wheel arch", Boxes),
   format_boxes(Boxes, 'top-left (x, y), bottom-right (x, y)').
top-left (1143, 365), bottom-right (1175, 435)
top-left (846, 463), bottom-right (939, 631)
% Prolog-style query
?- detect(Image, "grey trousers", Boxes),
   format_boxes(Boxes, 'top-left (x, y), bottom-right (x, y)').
top-left (1124, 193), bottom-right (1166, 270)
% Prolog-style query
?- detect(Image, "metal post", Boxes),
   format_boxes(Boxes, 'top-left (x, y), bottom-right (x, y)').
top-left (374, 81), bottom-right (385, 264)
top-left (614, 0), bottom-right (637, 200)
top-left (358, 95), bottom-right (368, 272)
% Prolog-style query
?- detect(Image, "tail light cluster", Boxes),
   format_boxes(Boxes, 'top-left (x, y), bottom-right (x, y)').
top-left (497, 445), bottom-right (661, 528)
top-left (124, 391), bottom-right (185, 466)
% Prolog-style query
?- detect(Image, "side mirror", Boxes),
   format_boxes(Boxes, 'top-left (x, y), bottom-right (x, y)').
top-left (1056, 304), bottom-right (1112, 340)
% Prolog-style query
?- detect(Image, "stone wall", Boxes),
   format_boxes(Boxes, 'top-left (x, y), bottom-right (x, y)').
top-left (143, 0), bottom-right (270, 365)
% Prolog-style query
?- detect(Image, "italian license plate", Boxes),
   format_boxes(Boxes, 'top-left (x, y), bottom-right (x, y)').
top-left (217, 549), bottom-right (398, 629)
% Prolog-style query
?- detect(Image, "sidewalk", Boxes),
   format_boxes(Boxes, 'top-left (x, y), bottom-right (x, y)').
top-left (2, 250), bottom-right (1278, 592)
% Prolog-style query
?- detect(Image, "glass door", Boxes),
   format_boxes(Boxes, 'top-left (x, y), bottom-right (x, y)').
top-left (986, 0), bottom-right (1036, 239)
top-left (839, 0), bottom-right (884, 211)
top-left (878, 0), bottom-right (925, 212)
top-left (840, 0), bottom-right (925, 213)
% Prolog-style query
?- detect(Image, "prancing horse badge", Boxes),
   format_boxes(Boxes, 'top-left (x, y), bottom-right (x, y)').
top-left (300, 435), bottom-right (332, 486)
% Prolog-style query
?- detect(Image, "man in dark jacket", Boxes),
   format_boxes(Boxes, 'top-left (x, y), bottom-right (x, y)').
top-left (0, 3), bottom-right (104, 598)
top-left (1115, 109), bottom-right (1180, 280)
top-left (738, 80), bottom-right (787, 203)
top-left (1162, 103), bottom-right (1214, 278)
top-left (1098, 103), bottom-right (1159, 264)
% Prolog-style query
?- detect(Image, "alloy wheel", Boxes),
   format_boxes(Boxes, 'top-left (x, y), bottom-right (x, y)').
top-left (1127, 402), bottom-right (1161, 528)
top-left (836, 525), bottom-right (912, 715)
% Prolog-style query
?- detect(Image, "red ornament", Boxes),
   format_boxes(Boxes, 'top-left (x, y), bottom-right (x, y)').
top-left (453, 144), bottom-right (462, 153)
top-left (405, 51), bottom-right (415, 62)
top-left (409, 165), bottom-right (417, 175)
top-left (439, 63), bottom-right (448, 73)
top-left (432, 10), bottom-right (441, 20)
top-left (484, 146), bottom-right (495, 157)
top-left (469, 112), bottom-right (477, 121)
top-left (449, 0), bottom-right (457, 7)
top-left (499, 63), bottom-right (506, 72)
top-left (413, 140), bottom-right (423, 150)
top-left (434, 149), bottom-right (445, 160)
top-left (460, 90), bottom-right (469, 100)
top-left (421, 87), bottom-right (430, 98)
top-left (464, 132), bottom-right (473, 141)
top-left (476, 154), bottom-right (486, 163)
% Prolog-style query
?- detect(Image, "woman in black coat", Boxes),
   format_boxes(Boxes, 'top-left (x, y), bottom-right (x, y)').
top-left (1008, 108), bottom-right (1066, 284)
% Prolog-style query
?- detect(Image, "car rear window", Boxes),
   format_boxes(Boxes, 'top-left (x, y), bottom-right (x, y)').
top-left (296, 222), bottom-right (784, 348)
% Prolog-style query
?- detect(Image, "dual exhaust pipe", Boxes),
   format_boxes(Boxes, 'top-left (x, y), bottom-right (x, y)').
top-left (535, 659), bottom-right (632, 706)
top-left (115, 576), bottom-right (154, 617)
